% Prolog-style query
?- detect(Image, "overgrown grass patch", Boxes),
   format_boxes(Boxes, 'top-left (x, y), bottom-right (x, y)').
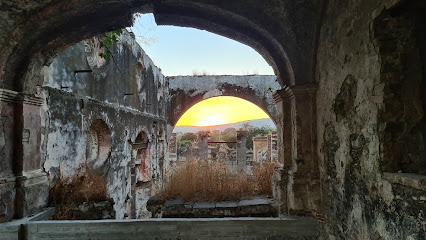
top-left (160, 158), bottom-right (275, 202)
top-left (49, 167), bottom-right (110, 220)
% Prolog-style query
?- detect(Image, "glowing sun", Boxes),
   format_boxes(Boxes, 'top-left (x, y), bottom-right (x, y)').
top-left (175, 96), bottom-right (269, 127)
top-left (196, 116), bottom-right (227, 127)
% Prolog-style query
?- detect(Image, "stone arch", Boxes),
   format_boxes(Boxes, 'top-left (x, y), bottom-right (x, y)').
top-left (0, 0), bottom-right (324, 222)
top-left (167, 75), bottom-right (280, 128)
top-left (86, 119), bottom-right (111, 169)
top-left (0, 0), bottom-right (324, 94)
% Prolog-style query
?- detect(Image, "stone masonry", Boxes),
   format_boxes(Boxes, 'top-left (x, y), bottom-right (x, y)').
top-left (0, 0), bottom-right (425, 239)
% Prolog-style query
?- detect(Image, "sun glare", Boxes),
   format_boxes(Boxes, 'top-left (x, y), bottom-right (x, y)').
top-left (176, 96), bottom-right (270, 127)
top-left (196, 116), bottom-right (227, 127)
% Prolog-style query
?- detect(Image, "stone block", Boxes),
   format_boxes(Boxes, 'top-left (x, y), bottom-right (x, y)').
top-left (20, 171), bottom-right (49, 217)
top-left (213, 201), bottom-right (238, 217)
top-left (163, 199), bottom-right (191, 217)
top-left (238, 199), bottom-right (276, 217)
top-left (193, 202), bottom-right (215, 209)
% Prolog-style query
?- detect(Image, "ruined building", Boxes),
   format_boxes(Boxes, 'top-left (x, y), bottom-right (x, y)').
top-left (0, 0), bottom-right (425, 239)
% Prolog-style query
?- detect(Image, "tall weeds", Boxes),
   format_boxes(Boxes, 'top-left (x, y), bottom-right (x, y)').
top-left (49, 167), bottom-right (109, 220)
top-left (161, 158), bottom-right (274, 202)
top-left (252, 161), bottom-right (275, 195)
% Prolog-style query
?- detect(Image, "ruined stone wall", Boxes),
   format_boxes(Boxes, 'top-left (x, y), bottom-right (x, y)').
top-left (167, 75), bottom-right (280, 134)
top-left (252, 137), bottom-right (268, 163)
top-left (316, 0), bottom-right (425, 239)
top-left (40, 31), bottom-right (168, 219)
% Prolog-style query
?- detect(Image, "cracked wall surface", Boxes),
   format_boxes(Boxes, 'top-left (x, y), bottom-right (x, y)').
top-left (0, 0), bottom-right (424, 239)
top-left (40, 31), bottom-right (168, 220)
top-left (316, 0), bottom-right (425, 239)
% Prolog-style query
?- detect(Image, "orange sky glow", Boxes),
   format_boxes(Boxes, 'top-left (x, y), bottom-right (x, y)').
top-left (175, 96), bottom-right (270, 127)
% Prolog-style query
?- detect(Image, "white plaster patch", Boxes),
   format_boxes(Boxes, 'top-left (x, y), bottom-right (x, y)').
top-left (203, 89), bottom-right (223, 99)
top-left (44, 122), bottom-right (85, 176)
top-left (379, 178), bottom-right (394, 206)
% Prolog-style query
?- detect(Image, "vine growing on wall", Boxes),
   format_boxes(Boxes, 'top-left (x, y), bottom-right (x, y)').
top-left (98, 29), bottom-right (123, 60)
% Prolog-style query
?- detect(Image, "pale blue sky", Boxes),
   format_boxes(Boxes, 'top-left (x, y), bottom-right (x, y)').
top-left (129, 14), bottom-right (274, 77)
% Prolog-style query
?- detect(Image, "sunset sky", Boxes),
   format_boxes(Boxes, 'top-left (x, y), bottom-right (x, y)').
top-left (130, 14), bottom-right (274, 76)
top-left (130, 15), bottom-right (274, 126)
top-left (176, 97), bottom-right (270, 126)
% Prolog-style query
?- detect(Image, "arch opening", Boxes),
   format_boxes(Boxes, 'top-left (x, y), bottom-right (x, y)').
top-left (130, 14), bottom-right (274, 77)
top-left (168, 96), bottom-right (277, 168)
top-left (0, 0), bottom-right (327, 224)
top-left (175, 96), bottom-right (276, 128)
top-left (0, 1), bottom-right (299, 93)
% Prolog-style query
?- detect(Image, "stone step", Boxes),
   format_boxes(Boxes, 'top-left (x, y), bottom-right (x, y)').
top-left (148, 197), bottom-right (279, 218)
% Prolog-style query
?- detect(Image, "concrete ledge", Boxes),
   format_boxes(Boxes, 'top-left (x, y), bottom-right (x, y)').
top-left (0, 208), bottom-right (54, 240)
top-left (24, 218), bottom-right (319, 240)
top-left (0, 224), bottom-right (21, 240)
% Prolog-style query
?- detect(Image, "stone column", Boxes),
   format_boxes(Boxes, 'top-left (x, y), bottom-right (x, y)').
top-left (0, 88), bottom-right (49, 221)
top-left (0, 89), bottom-right (18, 222)
top-left (270, 132), bottom-right (278, 163)
top-left (168, 133), bottom-right (177, 163)
top-left (272, 85), bottom-right (320, 215)
top-left (197, 131), bottom-right (209, 160)
top-left (287, 85), bottom-right (320, 213)
top-left (272, 89), bottom-right (293, 214)
top-left (207, 134), bottom-right (212, 160)
top-left (236, 130), bottom-right (247, 173)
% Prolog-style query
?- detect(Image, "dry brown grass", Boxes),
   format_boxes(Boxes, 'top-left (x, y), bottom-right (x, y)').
top-left (252, 161), bottom-right (275, 195)
top-left (49, 167), bottom-right (109, 220)
top-left (160, 158), bottom-right (275, 202)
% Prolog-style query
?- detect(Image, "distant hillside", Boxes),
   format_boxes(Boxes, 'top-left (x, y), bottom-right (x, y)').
top-left (173, 118), bottom-right (276, 133)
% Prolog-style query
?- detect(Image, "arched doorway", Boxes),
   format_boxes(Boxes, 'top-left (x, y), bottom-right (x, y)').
top-left (0, 0), bottom-right (323, 222)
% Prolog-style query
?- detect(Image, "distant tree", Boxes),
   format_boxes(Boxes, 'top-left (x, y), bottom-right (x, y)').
top-left (222, 128), bottom-right (236, 136)
top-left (180, 132), bottom-right (197, 142)
top-left (179, 140), bottom-right (193, 148)
top-left (210, 130), bottom-right (221, 142)
top-left (243, 124), bottom-right (274, 149)
top-left (177, 132), bottom-right (197, 147)
top-left (221, 134), bottom-right (237, 148)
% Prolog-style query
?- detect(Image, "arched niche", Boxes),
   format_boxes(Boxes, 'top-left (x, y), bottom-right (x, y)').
top-left (86, 119), bottom-right (111, 169)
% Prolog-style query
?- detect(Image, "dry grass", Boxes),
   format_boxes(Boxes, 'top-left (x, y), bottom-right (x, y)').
top-left (252, 161), bottom-right (275, 195)
top-left (49, 167), bottom-right (109, 220)
top-left (160, 158), bottom-right (275, 202)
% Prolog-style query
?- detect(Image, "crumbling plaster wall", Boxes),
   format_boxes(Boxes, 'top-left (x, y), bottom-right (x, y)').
top-left (40, 31), bottom-right (168, 219)
top-left (0, 0), bottom-right (324, 93)
top-left (316, 0), bottom-right (425, 239)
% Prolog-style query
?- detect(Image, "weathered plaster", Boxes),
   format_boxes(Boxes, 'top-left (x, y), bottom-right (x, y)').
top-left (39, 31), bottom-right (168, 220)
top-left (316, 0), bottom-right (425, 238)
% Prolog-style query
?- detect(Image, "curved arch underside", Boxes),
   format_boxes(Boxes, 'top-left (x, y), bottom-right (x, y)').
top-left (0, 0), bottom-right (323, 93)
top-left (167, 75), bottom-right (281, 127)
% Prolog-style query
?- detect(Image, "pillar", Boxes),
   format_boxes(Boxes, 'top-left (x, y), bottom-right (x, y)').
top-left (197, 131), bottom-right (209, 160)
top-left (288, 85), bottom-right (320, 212)
top-left (0, 88), bottom-right (49, 221)
top-left (270, 132), bottom-right (278, 163)
top-left (168, 133), bottom-right (177, 163)
top-left (272, 89), bottom-right (293, 214)
top-left (236, 130), bottom-right (247, 173)
top-left (272, 84), bottom-right (320, 215)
